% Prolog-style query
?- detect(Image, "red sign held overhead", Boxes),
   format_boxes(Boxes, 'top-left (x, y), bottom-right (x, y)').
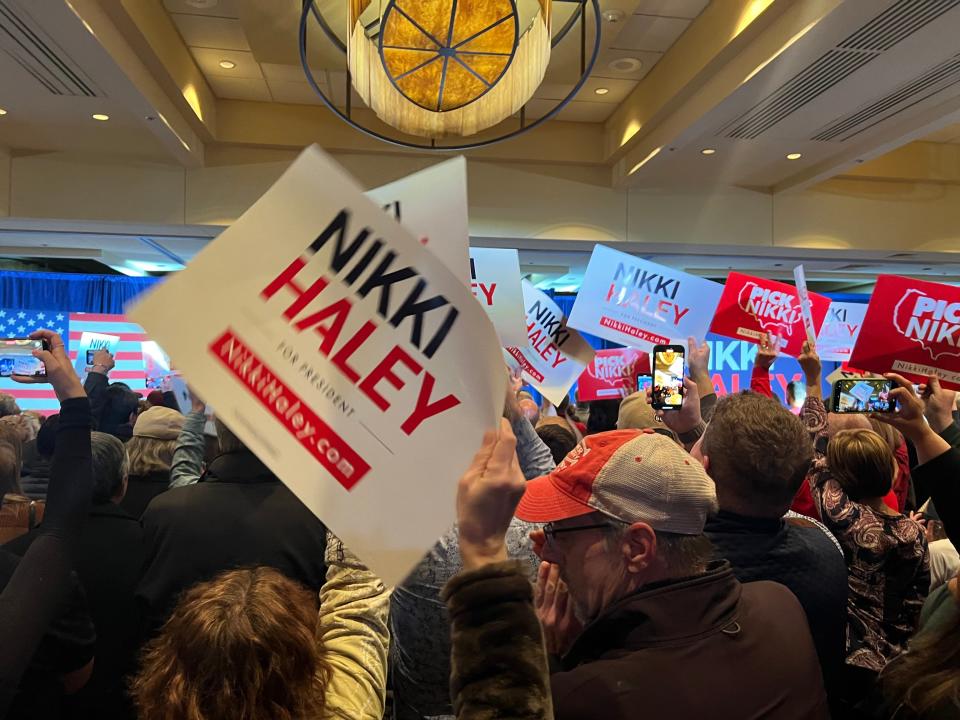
top-left (849, 274), bottom-right (960, 388)
top-left (709, 272), bottom-right (830, 358)
top-left (577, 348), bottom-right (650, 402)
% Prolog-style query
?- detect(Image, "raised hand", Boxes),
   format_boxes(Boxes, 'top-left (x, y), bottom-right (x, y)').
top-left (90, 348), bottom-right (115, 375)
top-left (754, 332), bottom-right (780, 371)
top-left (645, 376), bottom-right (702, 435)
top-left (457, 419), bottom-right (526, 570)
top-left (919, 377), bottom-right (958, 433)
top-left (797, 340), bottom-right (822, 399)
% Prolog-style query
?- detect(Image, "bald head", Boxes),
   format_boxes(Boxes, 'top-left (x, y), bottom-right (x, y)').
top-left (518, 399), bottom-right (540, 425)
top-left (826, 413), bottom-right (871, 441)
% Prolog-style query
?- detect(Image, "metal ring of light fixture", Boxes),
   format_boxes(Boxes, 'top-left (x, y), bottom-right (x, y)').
top-left (298, 0), bottom-right (602, 152)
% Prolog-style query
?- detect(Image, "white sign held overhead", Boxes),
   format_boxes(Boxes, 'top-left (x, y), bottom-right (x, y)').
top-left (468, 247), bottom-right (527, 347)
top-left (505, 280), bottom-right (595, 406)
top-left (793, 265), bottom-right (818, 343)
top-left (129, 146), bottom-right (505, 587)
top-left (816, 302), bottom-right (868, 362)
top-left (568, 244), bottom-right (724, 350)
top-left (366, 157), bottom-right (470, 281)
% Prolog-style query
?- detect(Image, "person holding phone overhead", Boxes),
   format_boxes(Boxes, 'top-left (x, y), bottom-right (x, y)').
top-left (798, 340), bottom-right (929, 709)
top-left (0, 330), bottom-right (96, 717)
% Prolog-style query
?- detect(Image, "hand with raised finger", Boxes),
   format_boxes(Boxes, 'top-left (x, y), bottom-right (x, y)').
top-left (798, 340), bottom-right (822, 399)
top-left (755, 332), bottom-right (779, 371)
top-left (11, 330), bottom-right (85, 401)
top-left (457, 418), bottom-right (527, 571)
top-left (534, 561), bottom-right (583, 656)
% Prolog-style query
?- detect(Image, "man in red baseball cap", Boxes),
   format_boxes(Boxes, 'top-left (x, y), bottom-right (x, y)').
top-left (515, 428), bottom-right (829, 720)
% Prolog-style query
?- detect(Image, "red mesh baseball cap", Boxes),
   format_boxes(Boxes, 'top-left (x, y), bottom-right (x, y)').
top-left (516, 429), bottom-right (717, 535)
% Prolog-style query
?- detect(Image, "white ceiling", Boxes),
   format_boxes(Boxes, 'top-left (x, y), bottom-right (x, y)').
top-left (161, 0), bottom-right (711, 123)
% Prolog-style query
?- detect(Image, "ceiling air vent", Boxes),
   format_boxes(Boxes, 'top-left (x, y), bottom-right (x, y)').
top-left (839, 0), bottom-right (960, 52)
top-left (716, 0), bottom-right (960, 140)
top-left (812, 53), bottom-right (960, 141)
top-left (0, 0), bottom-right (100, 96)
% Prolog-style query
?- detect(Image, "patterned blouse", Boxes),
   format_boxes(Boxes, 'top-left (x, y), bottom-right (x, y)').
top-left (801, 396), bottom-right (930, 672)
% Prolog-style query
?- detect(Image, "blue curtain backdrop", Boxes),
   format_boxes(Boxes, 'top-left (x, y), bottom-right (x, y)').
top-left (0, 271), bottom-right (160, 314)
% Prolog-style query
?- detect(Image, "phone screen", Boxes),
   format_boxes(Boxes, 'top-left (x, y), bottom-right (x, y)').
top-left (0, 339), bottom-right (45, 378)
top-left (832, 379), bottom-right (896, 413)
top-left (635, 374), bottom-right (653, 395)
top-left (652, 346), bottom-right (684, 410)
top-left (86, 349), bottom-right (96, 365)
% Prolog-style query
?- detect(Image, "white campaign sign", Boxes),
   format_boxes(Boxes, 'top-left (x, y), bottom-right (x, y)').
top-left (817, 302), bottom-right (868, 362)
top-left (73, 332), bottom-right (120, 380)
top-left (793, 265), bottom-right (817, 343)
top-left (468, 247), bottom-right (527, 346)
top-left (568, 244), bottom-right (723, 350)
top-left (129, 146), bottom-right (505, 587)
top-left (366, 157), bottom-right (470, 281)
top-left (505, 280), bottom-right (595, 405)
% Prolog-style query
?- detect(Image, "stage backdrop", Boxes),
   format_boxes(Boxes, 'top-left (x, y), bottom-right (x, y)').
top-left (0, 309), bottom-right (148, 413)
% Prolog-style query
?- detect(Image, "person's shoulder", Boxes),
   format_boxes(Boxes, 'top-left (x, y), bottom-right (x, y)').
top-left (739, 579), bottom-right (807, 616)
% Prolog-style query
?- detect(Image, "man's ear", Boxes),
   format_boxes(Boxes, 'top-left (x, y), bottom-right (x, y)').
top-left (621, 522), bottom-right (657, 574)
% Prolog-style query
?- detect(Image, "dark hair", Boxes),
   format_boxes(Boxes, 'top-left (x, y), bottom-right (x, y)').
top-left (90, 432), bottom-right (128, 503)
top-left (536, 424), bottom-right (578, 465)
top-left (586, 400), bottom-right (620, 435)
top-left (827, 429), bottom-right (895, 501)
top-left (101, 384), bottom-right (140, 436)
top-left (883, 608), bottom-right (960, 716)
top-left (36, 414), bottom-right (59, 457)
top-left (701, 392), bottom-right (813, 517)
top-left (132, 567), bottom-right (331, 720)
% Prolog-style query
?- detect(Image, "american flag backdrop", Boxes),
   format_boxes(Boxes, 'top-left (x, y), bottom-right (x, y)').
top-left (0, 310), bottom-right (149, 414)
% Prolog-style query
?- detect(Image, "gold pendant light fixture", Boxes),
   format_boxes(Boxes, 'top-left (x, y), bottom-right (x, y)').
top-left (299, 0), bottom-right (601, 150)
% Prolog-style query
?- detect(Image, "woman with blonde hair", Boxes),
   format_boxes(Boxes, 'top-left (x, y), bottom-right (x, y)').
top-left (122, 406), bottom-right (185, 518)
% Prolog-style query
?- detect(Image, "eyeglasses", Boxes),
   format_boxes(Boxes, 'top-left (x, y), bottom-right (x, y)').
top-left (543, 521), bottom-right (619, 543)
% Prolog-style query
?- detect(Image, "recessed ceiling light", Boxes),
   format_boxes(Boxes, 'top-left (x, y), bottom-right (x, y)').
top-left (608, 57), bottom-right (642, 73)
top-left (594, 87), bottom-right (609, 96)
top-left (92, 113), bottom-right (110, 121)
top-left (602, 9), bottom-right (626, 23)
top-left (786, 152), bottom-right (802, 160)
top-left (186, 0), bottom-right (219, 8)
top-left (0, 108), bottom-right (7, 116)
top-left (218, 59), bottom-right (236, 70)
top-left (701, 148), bottom-right (716, 155)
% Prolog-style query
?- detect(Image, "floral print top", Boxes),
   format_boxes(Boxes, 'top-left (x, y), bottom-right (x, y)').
top-left (801, 396), bottom-right (930, 672)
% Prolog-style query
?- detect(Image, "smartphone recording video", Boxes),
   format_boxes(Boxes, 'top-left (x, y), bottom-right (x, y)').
top-left (831, 378), bottom-right (896, 414)
top-left (651, 345), bottom-right (684, 410)
top-left (0, 339), bottom-right (46, 378)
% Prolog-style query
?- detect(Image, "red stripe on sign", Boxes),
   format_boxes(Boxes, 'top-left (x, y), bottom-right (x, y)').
top-left (68, 313), bottom-right (133, 323)
top-left (209, 329), bottom-right (370, 491)
top-left (68, 351), bottom-right (143, 361)
top-left (2, 389), bottom-right (59, 399)
top-left (69, 332), bottom-right (147, 342)
top-left (506, 346), bottom-right (545, 383)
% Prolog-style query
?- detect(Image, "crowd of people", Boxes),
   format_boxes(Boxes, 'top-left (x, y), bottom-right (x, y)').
top-left (0, 327), bottom-right (958, 719)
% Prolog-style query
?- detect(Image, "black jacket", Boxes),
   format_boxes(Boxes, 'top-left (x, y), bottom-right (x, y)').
top-left (136, 451), bottom-right (328, 633)
top-left (120, 471), bottom-right (171, 520)
top-left (550, 562), bottom-right (829, 720)
top-left (705, 510), bottom-right (848, 697)
top-left (6, 502), bottom-right (143, 719)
